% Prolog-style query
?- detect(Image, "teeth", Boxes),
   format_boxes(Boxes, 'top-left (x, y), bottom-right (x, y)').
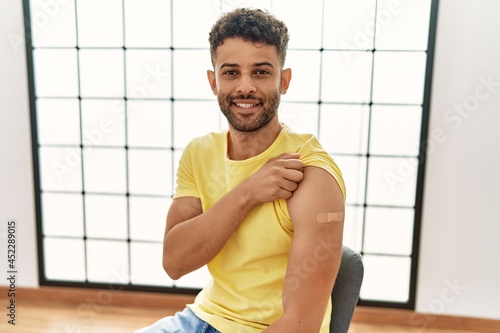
top-left (236, 103), bottom-right (256, 109)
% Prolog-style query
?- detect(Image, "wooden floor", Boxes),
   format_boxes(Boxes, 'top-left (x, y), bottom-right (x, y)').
top-left (1, 287), bottom-right (498, 333)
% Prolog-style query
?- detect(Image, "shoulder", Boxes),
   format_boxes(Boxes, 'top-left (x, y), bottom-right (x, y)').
top-left (281, 126), bottom-right (316, 146)
top-left (290, 166), bottom-right (344, 209)
top-left (178, 130), bottom-right (226, 172)
top-left (181, 131), bottom-right (227, 160)
top-left (281, 126), bottom-right (330, 159)
top-left (187, 130), bottom-right (227, 149)
top-left (282, 127), bottom-right (346, 200)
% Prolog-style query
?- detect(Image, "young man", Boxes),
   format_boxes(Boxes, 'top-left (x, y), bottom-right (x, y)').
top-left (136, 8), bottom-right (345, 333)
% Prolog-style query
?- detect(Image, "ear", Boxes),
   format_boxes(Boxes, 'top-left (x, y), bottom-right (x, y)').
top-left (280, 68), bottom-right (292, 94)
top-left (207, 70), bottom-right (217, 95)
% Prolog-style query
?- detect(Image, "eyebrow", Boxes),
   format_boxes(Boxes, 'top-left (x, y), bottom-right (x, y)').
top-left (220, 63), bottom-right (239, 70)
top-left (219, 61), bottom-right (275, 70)
top-left (254, 61), bottom-right (275, 68)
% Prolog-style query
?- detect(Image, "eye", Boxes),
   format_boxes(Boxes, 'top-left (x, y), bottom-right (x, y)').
top-left (255, 69), bottom-right (270, 75)
top-left (223, 70), bottom-right (238, 75)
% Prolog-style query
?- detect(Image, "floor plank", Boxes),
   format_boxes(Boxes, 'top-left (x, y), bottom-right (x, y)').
top-left (1, 287), bottom-right (498, 333)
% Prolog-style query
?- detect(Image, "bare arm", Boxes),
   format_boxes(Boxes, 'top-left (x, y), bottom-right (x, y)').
top-left (263, 166), bottom-right (345, 333)
top-left (163, 153), bottom-right (304, 280)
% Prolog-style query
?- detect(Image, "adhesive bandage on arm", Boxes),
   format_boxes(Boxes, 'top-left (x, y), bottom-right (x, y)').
top-left (316, 212), bottom-right (344, 223)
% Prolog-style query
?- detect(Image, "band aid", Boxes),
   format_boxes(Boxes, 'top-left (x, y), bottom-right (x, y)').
top-left (316, 212), bottom-right (344, 223)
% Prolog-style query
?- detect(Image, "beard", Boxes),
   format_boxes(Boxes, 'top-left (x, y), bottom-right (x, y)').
top-left (217, 89), bottom-right (281, 133)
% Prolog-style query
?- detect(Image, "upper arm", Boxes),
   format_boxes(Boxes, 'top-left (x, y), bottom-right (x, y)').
top-left (163, 197), bottom-right (202, 261)
top-left (165, 196), bottom-right (202, 234)
top-left (282, 166), bottom-right (345, 330)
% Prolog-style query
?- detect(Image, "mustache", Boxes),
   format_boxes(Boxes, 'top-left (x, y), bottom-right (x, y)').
top-left (229, 95), bottom-right (264, 103)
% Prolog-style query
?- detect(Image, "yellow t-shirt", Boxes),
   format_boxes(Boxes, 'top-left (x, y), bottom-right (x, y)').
top-left (174, 126), bottom-right (345, 333)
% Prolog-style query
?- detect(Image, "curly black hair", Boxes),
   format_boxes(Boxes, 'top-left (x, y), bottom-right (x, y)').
top-left (208, 8), bottom-right (289, 68)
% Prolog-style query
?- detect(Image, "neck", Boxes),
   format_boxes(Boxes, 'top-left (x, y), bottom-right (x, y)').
top-left (227, 119), bottom-right (283, 160)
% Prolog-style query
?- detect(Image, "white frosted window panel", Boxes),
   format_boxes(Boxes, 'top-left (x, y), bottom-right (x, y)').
top-left (375, 0), bottom-right (432, 51)
top-left (370, 105), bottom-right (422, 156)
top-left (81, 99), bottom-right (126, 147)
top-left (127, 100), bottom-right (172, 148)
top-left (87, 240), bottom-right (129, 284)
top-left (33, 49), bottom-right (78, 97)
top-left (272, 0), bottom-right (322, 49)
top-left (85, 195), bottom-right (128, 240)
top-left (366, 157), bottom-right (418, 207)
top-left (173, 50), bottom-right (214, 100)
top-left (126, 50), bottom-right (171, 99)
top-left (175, 265), bottom-right (210, 289)
top-left (322, 0), bottom-right (377, 50)
top-left (37, 99), bottom-right (80, 145)
top-left (220, 0), bottom-right (272, 13)
top-left (372, 51), bottom-right (427, 104)
top-left (219, 111), bottom-right (230, 131)
top-left (361, 255), bottom-right (411, 302)
top-left (76, 0), bottom-right (123, 47)
top-left (129, 197), bottom-right (171, 242)
top-left (128, 149), bottom-right (172, 196)
top-left (343, 205), bottom-right (364, 254)
top-left (333, 156), bottom-right (367, 206)
top-left (364, 207), bottom-right (414, 256)
top-left (174, 101), bottom-right (221, 149)
top-left (282, 51), bottom-right (320, 102)
top-left (124, 0), bottom-right (171, 48)
top-left (79, 50), bottom-right (124, 98)
top-left (44, 238), bottom-right (85, 281)
top-left (321, 51), bottom-right (373, 103)
top-left (39, 146), bottom-right (82, 191)
top-left (319, 104), bottom-right (369, 155)
top-left (279, 103), bottom-right (319, 136)
top-left (42, 193), bottom-right (84, 237)
top-left (173, 0), bottom-right (221, 48)
top-left (29, 0), bottom-right (76, 47)
top-left (130, 242), bottom-right (173, 286)
top-left (83, 148), bottom-right (127, 193)
top-left (229, 0), bottom-right (272, 12)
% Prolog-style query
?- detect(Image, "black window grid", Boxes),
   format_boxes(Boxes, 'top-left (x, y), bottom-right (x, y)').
top-left (23, 0), bottom-right (441, 309)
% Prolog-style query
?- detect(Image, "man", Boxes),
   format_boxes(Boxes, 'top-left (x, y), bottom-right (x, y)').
top-left (136, 8), bottom-right (345, 333)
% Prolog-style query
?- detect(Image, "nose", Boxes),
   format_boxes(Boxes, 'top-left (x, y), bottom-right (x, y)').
top-left (236, 74), bottom-right (256, 95)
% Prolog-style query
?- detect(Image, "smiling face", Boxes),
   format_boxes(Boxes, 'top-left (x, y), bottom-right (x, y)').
top-left (207, 37), bottom-right (291, 133)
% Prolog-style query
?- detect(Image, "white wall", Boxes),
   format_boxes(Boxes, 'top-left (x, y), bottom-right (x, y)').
top-left (416, 0), bottom-right (500, 320)
top-left (1, 0), bottom-right (500, 321)
top-left (0, 0), bottom-right (38, 287)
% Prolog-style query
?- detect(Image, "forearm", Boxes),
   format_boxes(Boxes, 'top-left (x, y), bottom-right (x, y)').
top-left (163, 183), bottom-right (255, 279)
top-left (263, 252), bottom-right (339, 333)
top-left (264, 266), bottom-right (334, 332)
top-left (262, 315), bottom-right (307, 333)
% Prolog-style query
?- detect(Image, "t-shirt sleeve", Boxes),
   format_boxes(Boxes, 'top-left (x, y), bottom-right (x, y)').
top-left (174, 140), bottom-right (200, 199)
top-left (298, 137), bottom-right (346, 200)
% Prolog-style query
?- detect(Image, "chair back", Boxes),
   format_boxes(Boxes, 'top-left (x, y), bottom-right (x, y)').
top-left (329, 245), bottom-right (364, 333)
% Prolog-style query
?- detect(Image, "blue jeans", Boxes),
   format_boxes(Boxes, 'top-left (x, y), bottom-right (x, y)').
top-left (134, 307), bottom-right (221, 333)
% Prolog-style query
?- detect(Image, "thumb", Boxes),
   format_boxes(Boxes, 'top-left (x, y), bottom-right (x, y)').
top-left (276, 152), bottom-right (300, 160)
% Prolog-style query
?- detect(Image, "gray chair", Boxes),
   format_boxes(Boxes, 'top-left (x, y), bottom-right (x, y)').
top-left (330, 246), bottom-right (364, 333)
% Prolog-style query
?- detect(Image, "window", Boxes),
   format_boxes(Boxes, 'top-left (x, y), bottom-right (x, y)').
top-left (26, 0), bottom-right (439, 308)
